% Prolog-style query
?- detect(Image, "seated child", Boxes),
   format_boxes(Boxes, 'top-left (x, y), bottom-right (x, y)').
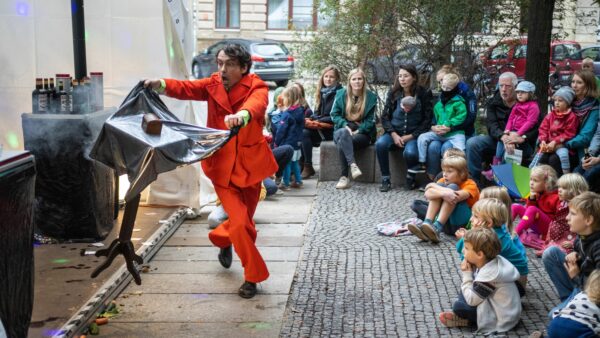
top-left (439, 227), bottom-right (522, 334)
top-left (538, 87), bottom-right (579, 175)
top-left (537, 173), bottom-right (589, 257)
top-left (410, 148), bottom-right (466, 220)
top-left (546, 269), bottom-right (600, 337)
top-left (456, 198), bottom-right (528, 291)
top-left (512, 165), bottom-right (560, 247)
top-left (415, 73), bottom-right (467, 171)
top-left (542, 192), bottom-right (600, 305)
top-left (408, 155), bottom-right (479, 243)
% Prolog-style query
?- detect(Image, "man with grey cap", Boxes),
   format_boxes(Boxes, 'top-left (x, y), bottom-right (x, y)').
top-left (466, 72), bottom-right (541, 187)
top-left (538, 86), bottom-right (579, 174)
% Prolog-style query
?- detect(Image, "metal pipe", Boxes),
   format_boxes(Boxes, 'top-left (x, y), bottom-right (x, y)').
top-left (71, 0), bottom-right (87, 80)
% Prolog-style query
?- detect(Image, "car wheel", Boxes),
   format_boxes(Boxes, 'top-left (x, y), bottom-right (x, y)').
top-left (275, 80), bottom-right (289, 87)
top-left (365, 64), bottom-right (377, 85)
top-left (192, 62), bottom-right (201, 79)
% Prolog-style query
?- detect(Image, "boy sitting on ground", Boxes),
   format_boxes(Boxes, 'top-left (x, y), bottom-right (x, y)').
top-left (542, 191), bottom-right (600, 309)
top-left (439, 227), bottom-right (522, 334)
top-left (408, 155), bottom-right (479, 243)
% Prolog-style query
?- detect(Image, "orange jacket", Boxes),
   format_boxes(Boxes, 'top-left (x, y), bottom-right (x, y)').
top-left (164, 73), bottom-right (277, 188)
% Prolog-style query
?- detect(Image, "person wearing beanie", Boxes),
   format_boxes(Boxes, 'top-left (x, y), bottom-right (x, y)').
top-left (415, 73), bottom-right (467, 172)
top-left (538, 86), bottom-right (580, 174)
top-left (481, 80), bottom-right (540, 180)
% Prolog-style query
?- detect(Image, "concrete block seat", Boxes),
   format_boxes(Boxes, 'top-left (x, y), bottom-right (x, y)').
top-left (318, 141), bottom-right (429, 187)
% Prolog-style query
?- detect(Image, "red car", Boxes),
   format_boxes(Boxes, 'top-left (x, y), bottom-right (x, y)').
top-left (480, 38), bottom-right (582, 85)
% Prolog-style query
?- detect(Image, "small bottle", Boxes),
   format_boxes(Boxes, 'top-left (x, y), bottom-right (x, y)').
top-left (72, 80), bottom-right (90, 114)
top-left (39, 78), bottom-right (49, 113)
top-left (57, 82), bottom-right (69, 113)
top-left (32, 78), bottom-right (43, 114)
top-left (48, 78), bottom-right (58, 113)
top-left (83, 77), bottom-right (92, 113)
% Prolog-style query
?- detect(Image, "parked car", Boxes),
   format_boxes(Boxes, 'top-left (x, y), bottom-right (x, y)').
top-left (364, 45), bottom-right (433, 87)
top-left (192, 38), bottom-right (294, 87)
top-left (569, 45), bottom-right (600, 75)
top-left (480, 38), bottom-right (582, 84)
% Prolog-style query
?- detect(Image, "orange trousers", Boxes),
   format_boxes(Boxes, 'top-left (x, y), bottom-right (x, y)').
top-left (208, 182), bottom-right (269, 283)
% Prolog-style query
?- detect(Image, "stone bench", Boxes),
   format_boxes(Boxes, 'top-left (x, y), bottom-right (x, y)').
top-left (319, 141), bottom-right (425, 187)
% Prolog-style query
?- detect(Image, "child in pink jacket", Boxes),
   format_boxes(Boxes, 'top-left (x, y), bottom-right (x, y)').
top-left (494, 81), bottom-right (540, 165)
top-left (539, 86), bottom-right (579, 174)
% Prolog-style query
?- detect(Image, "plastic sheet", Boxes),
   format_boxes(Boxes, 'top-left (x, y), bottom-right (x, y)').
top-left (22, 110), bottom-right (116, 240)
top-left (91, 82), bottom-right (233, 202)
top-left (0, 155), bottom-right (36, 338)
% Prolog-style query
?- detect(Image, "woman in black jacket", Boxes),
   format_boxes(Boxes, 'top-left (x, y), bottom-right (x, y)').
top-left (375, 64), bottom-right (433, 191)
top-left (301, 65), bottom-right (343, 178)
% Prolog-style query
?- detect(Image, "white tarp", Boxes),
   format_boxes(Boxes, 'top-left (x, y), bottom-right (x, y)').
top-left (0, 0), bottom-right (216, 209)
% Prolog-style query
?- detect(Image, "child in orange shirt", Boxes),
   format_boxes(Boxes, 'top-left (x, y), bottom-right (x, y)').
top-left (408, 156), bottom-right (480, 243)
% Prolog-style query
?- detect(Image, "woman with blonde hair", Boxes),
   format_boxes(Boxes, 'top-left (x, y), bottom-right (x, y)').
top-left (330, 68), bottom-right (378, 189)
top-left (301, 65), bottom-right (343, 179)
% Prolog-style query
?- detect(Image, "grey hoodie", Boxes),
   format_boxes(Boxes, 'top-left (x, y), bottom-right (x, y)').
top-left (462, 255), bottom-right (522, 334)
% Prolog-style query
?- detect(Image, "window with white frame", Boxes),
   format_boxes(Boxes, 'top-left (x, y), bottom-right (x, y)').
top-left (267, 0), bottom-right (330, 30)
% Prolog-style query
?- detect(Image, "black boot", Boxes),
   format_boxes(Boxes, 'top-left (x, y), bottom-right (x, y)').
top-left (238, 281), bottom-right (257, 298)
top-left (379, 177), bottom-right (391, 192)
top-left (218, 246), bottom-right (232, 268)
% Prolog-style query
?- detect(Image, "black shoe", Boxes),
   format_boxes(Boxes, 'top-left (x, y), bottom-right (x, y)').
top-left (407, 163), bottom-right (426, 174)
top-left (405, 175), bottom-right (417, 190)
top-left (238, 281), bottom-right (257, 298)
top-left (379, 178), bottom-right (391, 192)
top-left (218, 246), bottom-right (232, 269)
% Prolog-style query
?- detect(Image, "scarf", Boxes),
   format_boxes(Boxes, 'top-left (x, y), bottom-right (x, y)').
top-left (440, 86), bottom-right (459, 105)
top-left (572, 96), bottom-right (596, 123)
top-left (321, 84), bottom-right (338, 97)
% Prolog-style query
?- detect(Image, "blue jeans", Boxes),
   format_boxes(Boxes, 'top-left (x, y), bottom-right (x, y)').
top-left (575, 162), bottom-right (600, 193)
top-left (542, 246), bottom-right (577, 302)
top-left (427, 140), bottom-right (456, 177)
top-left (466, 135), bottom-right (496, 183)
top-left (548, 316), bottom-right (597, 338)
top-left (417, 131), bottom-right (465, 163)
top-left (282, 160), bottom-right (302, 186)
top-left (452, 292), bottom-right (477, 325)
top-left (375, 133), bottom-right (418, 177)
top-left (263, 177), bottom-right (278, 196)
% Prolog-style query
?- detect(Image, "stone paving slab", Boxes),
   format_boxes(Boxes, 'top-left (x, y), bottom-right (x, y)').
top-left (123, 272), bottom-right (294, 294)
top-left (142, 261), bottom-right (297, 275)
top-left (280, 182), bottom-right (560, 338)
top-left (97, 322), bottom-right (281, 338)
top-left (166, 223), bottom-right (305, 247)
top-left (253, 197), bottom-right (314, 224)
top-left (110, 294), bottom-right (288, 323)
top-left (153, 246), bottom-right (301, 262)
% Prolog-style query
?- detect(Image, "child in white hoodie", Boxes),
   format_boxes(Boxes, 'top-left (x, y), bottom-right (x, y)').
top-left (439, 227), bottom-right (522, 334)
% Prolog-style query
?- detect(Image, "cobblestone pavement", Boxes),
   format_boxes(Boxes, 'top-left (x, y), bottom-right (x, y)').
top-left (280, 182), bottom-right (559, 338)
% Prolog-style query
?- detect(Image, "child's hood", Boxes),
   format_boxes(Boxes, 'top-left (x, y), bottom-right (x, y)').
top-left (476, 255), bottom-right (520, 283)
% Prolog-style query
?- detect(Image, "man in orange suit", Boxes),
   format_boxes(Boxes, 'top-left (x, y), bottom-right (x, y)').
top-left (144, 44), bottom-right (278, 298)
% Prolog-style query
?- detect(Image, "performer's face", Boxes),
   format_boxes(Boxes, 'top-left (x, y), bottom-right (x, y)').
top-left (217, 51), bottom-right (247, 90)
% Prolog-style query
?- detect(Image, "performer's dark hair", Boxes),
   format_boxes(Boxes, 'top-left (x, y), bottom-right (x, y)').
top-left (216, 44), bottom-right (252, 75)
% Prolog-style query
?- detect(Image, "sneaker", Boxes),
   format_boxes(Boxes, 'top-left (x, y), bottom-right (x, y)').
top-left (350, 163), bottom-right (362, 179)
top-left (278, 183), bottom-right (291, 191)
top-left (420, 222), bottom-right (440, 243)
top-left (301, 164), bottom-right (316, 179)
top-left (379, 178), bottom-right (391, 192)
top-left (407, 223), bottom-right (429, 242)
top-left (290, 181), bottom-right (303, 188)
top-left (336, 176), bottom-right (350, 189)
top-left (439, 311), bottom-right (469, 327)
top-left (406, 175), bottom-right (417, 190)
top-left (407, 163), bottom-right (426, 174)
